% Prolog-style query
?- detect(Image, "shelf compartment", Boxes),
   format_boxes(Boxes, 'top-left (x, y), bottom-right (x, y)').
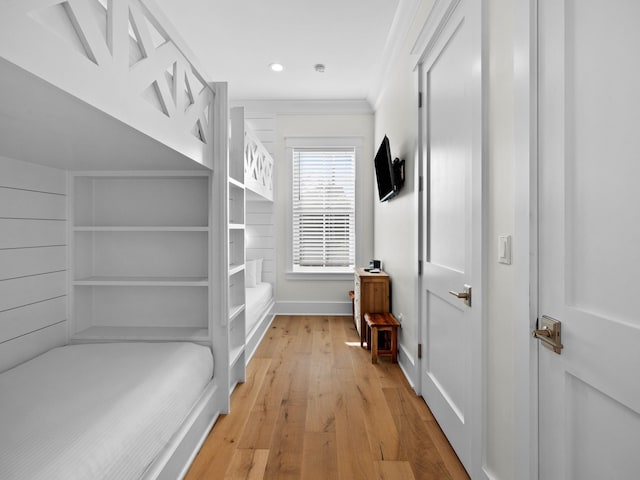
top-left (74, 175), bottom-right (209, 227)
top-left (73, 276), bottom-right (208, 286)
top-left (228, 269), bottom-right (246, 315)
top-left (73, 285), bottom-right (208, 335)
top-left (74, 231), bottom-right (208, 279)
top-left (229, 344), bottom-right (245, 368)
top-left (229, 304), bottom-right (246, 321)
top-left (229, 351), bottom-right (246, 393)
top-left (229, 228), bottom-right (245, 271)
top-left (74, 226), bottom-right (208, 232)
top-left (229, 309), bottom-right (245, 357)
top-left (228, 264), bottom-right (245, 277)
top-left (228, 177), bottom-right (244, 189)
top-left (228, 182), bottom-right (245, 225)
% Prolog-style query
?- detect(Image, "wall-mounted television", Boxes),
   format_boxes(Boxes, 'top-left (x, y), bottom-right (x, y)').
top-left (374, 135), bottom-right (404, 202)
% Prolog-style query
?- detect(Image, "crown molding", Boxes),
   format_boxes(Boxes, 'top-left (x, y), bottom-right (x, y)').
top-left (368, 0), bottom-right (422, 110)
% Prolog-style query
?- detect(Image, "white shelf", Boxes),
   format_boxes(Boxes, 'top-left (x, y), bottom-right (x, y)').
top-left (228, 182), bottom-right (245, 225)
top-left (229, 344), bottom-right (245, 368)
top-left (71, 326), bottom-right (209, 342)
top-left (74, 226), bottom-right (208, 232)
top-left (229, 304), bottom-right (245, 321)
top-left (73, 276), bottom-right (208, 286)
top-left (228, 177), bottom-right (244, 189)
top-left (229, 264), bottom-right (245, 276)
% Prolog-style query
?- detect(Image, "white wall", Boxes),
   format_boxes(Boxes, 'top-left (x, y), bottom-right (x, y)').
top-left (0, 156), bottom-right (68, 372)
top-left (246, 197), bottom-right (276, 285)
top-left (372, 0), bottom-right (434, 389)
top-left (373, 1), bottom-right (516, 479)
top-left (485, 0), bottom-right (515, 477)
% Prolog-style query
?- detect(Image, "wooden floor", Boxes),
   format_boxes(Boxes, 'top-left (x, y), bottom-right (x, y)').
top-left (185, 315), bottom-right (469, 480)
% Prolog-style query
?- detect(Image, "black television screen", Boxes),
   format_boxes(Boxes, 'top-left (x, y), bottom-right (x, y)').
top-left (374, 135), bottom-right (399, 202)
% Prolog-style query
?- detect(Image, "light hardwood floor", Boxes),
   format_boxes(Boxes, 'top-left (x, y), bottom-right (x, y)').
top-left (185, 315), bottom-right (469, 480)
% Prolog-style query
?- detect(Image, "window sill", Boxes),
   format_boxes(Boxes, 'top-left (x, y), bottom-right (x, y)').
top-left (285, 270), bottom-right (354, 281)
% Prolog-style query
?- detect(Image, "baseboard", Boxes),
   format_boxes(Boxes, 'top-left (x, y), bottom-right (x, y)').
top-left (482, 466), bottom-right (498, 480)
top-left (398, 342), bottom-right (418, 392)
top-left (274, 301), bottom-right (352, 316)
top-left (245, 306), bottom-right (275, 364)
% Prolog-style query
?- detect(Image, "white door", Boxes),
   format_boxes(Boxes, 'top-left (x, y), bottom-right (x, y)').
top-left (418, 0), bottom-right (482, 476)
top-left (538, 1), bottom-right (640, 478)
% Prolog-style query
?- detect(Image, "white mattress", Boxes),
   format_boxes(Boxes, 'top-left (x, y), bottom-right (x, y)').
top-left (245, 282), bottom-right (273, 333)
top-left (0, 342), bottom-right (213, 480)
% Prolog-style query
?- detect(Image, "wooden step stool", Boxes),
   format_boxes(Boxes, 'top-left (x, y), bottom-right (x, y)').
top-left (363, 312), bottom-right (400, 364)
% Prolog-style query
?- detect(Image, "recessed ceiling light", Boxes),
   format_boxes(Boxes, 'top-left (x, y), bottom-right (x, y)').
top-left (269, 63), bottom-right (284, 72)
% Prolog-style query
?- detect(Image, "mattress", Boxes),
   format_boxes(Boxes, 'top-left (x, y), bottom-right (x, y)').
top-left (245, 282), bottom-right (273, 333)
top-left (0, 341), bottom-right (213, 480)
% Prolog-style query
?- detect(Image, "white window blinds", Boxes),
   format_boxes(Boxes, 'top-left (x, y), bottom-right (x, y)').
top-left (292, 148), bottom-right (356, 270)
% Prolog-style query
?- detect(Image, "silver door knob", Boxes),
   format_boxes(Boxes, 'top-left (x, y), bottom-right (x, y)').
top-left (448, 285), bottom-right (472, 306)
top-left (532, 316), bottom-right (563, 354)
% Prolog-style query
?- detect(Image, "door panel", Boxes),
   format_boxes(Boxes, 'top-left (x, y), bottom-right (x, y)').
top-left (566, 375), bottom-right (640, 480)
top-left (426, 291), bottom-right (465, 414)
top-left (428, 25), bottom-right (468, 272)
top-left (538, 1), bottom-right (640, 478)
top-left (419, 0), bottom-right (480, 474)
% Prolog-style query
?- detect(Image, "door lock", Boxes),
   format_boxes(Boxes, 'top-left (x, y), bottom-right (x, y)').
top-left (533, 315), bottom-right (563, 354)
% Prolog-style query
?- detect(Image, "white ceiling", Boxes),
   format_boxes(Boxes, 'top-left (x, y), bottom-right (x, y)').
top-left (154, 0), bottom-right (403, 104)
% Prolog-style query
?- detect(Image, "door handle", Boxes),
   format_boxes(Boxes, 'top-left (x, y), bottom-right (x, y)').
top-left (449, 285), bottom-right (472, 307)
top-left (533, 315), bottom-right (563, 354)
top-left (533, 327), bottom-right (552, 338)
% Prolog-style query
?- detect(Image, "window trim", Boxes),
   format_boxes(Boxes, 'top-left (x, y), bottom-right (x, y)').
top-left (285, 136), bottom-right (363, 280)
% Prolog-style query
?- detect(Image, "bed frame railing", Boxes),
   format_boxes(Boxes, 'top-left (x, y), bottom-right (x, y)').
top-left (0, 0), bottom-right (215, 168)
top-left (244, 124), bottom-right (274, 201)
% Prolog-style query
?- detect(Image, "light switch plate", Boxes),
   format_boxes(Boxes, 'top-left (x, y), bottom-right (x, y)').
top-left (498, 235), bottom-right (512, 264)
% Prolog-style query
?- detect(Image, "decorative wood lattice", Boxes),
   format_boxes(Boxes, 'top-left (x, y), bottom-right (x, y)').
top-left (0, 0), bottom-right (215, 165)
top-left (244, 126), bottom-right (274, 201)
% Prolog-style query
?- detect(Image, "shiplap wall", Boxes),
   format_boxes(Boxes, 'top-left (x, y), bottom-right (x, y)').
top-left (244, 113), bottom-right (276, 287)
top-left (245, 114), bottom-right (276, 159)
top-left (246, 200), bottom-right (275, 285)
top-left (0, 156), bottom-right (67, 372)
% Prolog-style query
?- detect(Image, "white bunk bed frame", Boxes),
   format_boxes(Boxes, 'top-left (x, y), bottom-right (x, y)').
top-left (0, 1), bottom-right (233, 478)
top-left (244, 119), bottom-right (274, 202)
top-left (229, 107), bottom-right (276, 365)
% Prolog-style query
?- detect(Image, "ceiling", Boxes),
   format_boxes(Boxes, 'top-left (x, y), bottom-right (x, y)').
top-left (154, 0), bottom-right (403, 105)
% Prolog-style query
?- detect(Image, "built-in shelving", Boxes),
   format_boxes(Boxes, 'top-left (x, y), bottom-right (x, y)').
top-left (227, 107), bottom-right (247, 393)
top-left (69, 172), bottom-right (211, 344)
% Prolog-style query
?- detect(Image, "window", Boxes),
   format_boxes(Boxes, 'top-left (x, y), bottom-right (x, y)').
top-left (291, 146), bottom-right (356, 274)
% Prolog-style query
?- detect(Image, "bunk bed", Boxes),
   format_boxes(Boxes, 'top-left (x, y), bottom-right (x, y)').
top-left (228, 107), bottom-right (276, 367)
top-left (0, 342), bottom-right (213, 480)
top-left (243, 117), bottom-right (276, 361)
top-left (245, 258), bottom-right (274, 359)
top-left (0, 1), bottom-right (231, 478)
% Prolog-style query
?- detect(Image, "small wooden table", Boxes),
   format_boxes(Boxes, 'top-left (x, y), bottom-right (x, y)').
top-left (363, 312), bottom-right (400, 364)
